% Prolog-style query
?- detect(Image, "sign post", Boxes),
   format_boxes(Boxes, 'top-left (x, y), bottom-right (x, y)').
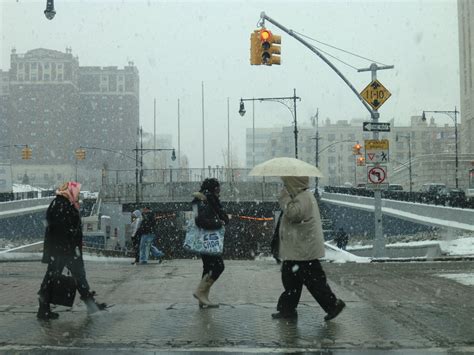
top-left (358, 65), bottom-right (393, 258)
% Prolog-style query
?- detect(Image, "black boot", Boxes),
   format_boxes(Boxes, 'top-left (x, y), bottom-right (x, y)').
top-left (324, 299), bottom-right (346, 321)
top-left (81, 293), bottom-right (107, 314)
top-left (271, 310), bottom-right (298, 319)
top-left (36, 299), bottom-right (59, 320)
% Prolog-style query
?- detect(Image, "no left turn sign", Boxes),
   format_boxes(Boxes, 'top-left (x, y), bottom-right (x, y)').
top-left (367, 166), bottom-right (387, 184)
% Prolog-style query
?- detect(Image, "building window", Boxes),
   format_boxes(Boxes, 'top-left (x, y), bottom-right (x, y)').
top-left (31, 62), bottom-right (37, 69)
top-left (328, 156), bottom-right (336, 164)
top-left (43, 73), bottom-right (50, 81)
top-left (44, 63), bottom-right (50, 69)
top-left (57, 74), bottom-right (63, 81)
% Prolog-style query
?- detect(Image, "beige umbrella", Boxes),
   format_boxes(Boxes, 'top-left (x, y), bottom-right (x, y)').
top-left (249, 157), bottom-right (323, 177)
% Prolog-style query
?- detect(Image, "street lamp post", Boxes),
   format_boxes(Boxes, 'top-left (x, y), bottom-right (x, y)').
top-left (239, 88), bottom-right (301, 161)
top-left (396, 134), bottom-right (413, 193)
top-left (421, 108), bottom-right (459, 188)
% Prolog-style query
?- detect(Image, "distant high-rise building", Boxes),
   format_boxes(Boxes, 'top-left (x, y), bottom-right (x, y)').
top-left (2, 48), bottom-right (139, 189)
top-left (458, 0), bottom-right (474, 154)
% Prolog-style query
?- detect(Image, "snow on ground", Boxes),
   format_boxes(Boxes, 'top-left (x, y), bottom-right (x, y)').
top-left (12, 184), bottom-right (46, 193)
top-left (348, 236), bottom-right (474, 256)
top-left (435, 273), bottom-right (474, 286)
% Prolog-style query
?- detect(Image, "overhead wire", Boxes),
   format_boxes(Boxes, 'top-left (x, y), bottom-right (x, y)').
top-left (293, 30), bottom-right (390, 69)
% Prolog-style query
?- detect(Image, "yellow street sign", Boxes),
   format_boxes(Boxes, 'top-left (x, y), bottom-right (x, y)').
top-left (365, 139), bottom-right (389, 150)
top-left (360, 79), bottom-right (391, 110)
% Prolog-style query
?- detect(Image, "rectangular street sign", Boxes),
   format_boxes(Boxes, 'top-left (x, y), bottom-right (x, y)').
top-left (363, 121), bottom-right (391, 132)
top-left (365, 139), bottom-right (389, 164)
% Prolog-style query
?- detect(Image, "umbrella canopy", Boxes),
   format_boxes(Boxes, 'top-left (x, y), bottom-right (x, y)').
top-left (249, 157), bottom-right (323, 177)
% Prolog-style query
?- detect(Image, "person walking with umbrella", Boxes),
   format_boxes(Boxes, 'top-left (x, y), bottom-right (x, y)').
top-left (248, 158), bottom-right (345, 321)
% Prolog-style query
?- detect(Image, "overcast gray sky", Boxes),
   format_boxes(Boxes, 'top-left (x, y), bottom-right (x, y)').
top-left (1, 0), bottom-right (460, 168)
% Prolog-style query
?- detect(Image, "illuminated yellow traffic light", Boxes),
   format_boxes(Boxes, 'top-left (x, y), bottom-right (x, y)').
top-left (75, 148), bottom-right (86, 160)
top-left (259, 29), bottom-right (281, 66)
top-left (356, 156), bottom-right (365, 166)
top-left (250, 29), bottom-right (281, 66)
top-left (21, 146), bottom-right (32, 160)
top-left (352, 143), bottom-right (362, 155)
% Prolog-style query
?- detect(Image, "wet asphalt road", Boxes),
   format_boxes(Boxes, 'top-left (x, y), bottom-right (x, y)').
top-left (0, 258), bottom-right (473, 354)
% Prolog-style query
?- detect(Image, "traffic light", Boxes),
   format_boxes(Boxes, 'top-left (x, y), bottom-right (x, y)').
top-left (352, 143), bottom-right (362, 155)
top-left (75, 148), bottom-right (86, 160)
top-left (250, 29), bottom-right (281, 66)
top-left (250, 30), bottom-right (263, 65)
top-left (356, 156), bottom-right (365, 166)
top-left (21, 146), bottom-right (32, 160)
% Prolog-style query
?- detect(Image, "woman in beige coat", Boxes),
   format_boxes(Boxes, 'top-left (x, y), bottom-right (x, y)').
top-left (272, 176), bottom-right (345, 321)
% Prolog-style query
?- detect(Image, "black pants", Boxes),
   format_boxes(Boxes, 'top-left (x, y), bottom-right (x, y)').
top-left (201, 254), bottom-right (225, 281)
top-left (277, 259), bottom-right (337, 314)
top-left (132, 235), bottom-right (141, 262)
top-left (38, 256), bottom-right (92, 302)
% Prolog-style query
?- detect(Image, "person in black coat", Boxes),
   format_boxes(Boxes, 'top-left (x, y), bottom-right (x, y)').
top-left (191, 178), bottom-right (229, 308)
top-left (37, 182), bottom-right (106, 320)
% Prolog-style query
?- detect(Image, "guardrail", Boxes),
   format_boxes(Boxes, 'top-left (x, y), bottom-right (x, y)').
top-left (0, 190), bottom-right (55, 203)
top-left (324, 186), bottom-right (474, 209)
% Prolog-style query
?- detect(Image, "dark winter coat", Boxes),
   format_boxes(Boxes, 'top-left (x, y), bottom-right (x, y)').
top-left (42, 195), bottom-right (83, 263)
top-left (192, 191), bottom-right (229, 230)
top-left (135, 211), bottom-right (155, 237)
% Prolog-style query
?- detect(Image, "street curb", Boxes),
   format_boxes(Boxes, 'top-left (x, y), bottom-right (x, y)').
top-left (370, 256), bottom-right (474, 262)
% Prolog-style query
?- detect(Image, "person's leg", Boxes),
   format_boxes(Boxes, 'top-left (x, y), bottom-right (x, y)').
top-left (302, 259), bottom-right (345, 320)
top-left (194, 254), bottom-right (223, 308)
top-left (67, 256), bottom-right (107, 313)
top-left (205, 255), bottom-right (225, 281)
top-left (37, 257), bottom-right (66, 319)
top-left (273, 260), bottom-right (303, 318)
top-left (65, 256), bottom-right (91, 298)
top-left (150, 245), bottom-right (164, 258)
top-left (131, 236), bottom-right (140, 263)
top-left (139, 234), bottom-right (153, 263)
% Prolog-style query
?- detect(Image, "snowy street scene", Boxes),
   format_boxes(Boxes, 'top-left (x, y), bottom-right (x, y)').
top-left (1, 0), bottom-right (474, 354)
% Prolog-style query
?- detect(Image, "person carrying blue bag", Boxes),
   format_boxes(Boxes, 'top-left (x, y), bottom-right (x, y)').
top-left (191, 178), bottom-right (229, 308)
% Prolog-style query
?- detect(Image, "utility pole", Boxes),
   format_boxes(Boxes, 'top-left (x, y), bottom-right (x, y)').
top-left (154, 98), bottom-right (157, 174)
top-left (177, 98), bottom-right (181, 168)
top-left (227, 97), bottom-right (230, 169)
top-left (201, 81), bottom-right (205, 170)
top-left (311, 109), bottom-right (320, 193)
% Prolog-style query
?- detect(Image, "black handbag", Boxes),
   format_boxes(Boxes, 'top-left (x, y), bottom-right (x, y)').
top-left (50, 274), bottom-right (77, 307)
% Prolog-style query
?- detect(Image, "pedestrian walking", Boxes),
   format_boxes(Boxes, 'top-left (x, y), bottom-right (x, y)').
top-left (130, 209), bottom-right (142, 264)
top-left (334, 227), bottom-right (348, 250)
top-left (191, 178), bottom-right (229, 308)
top-left (37, 181), bottom-right (107, 320)
top-left (272, 176), bottom-right (345, 321)
top-left (136, 206), bottom-right (158, 264)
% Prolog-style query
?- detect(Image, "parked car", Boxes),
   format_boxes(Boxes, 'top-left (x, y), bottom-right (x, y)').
top-left (388, 184), bottom-right (403, 191)
top-left (420, 183), bottom-right (446, 204)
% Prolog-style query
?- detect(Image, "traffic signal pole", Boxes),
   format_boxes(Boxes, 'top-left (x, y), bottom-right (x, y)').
top-left (259, 12), bottom-right (394, 258)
